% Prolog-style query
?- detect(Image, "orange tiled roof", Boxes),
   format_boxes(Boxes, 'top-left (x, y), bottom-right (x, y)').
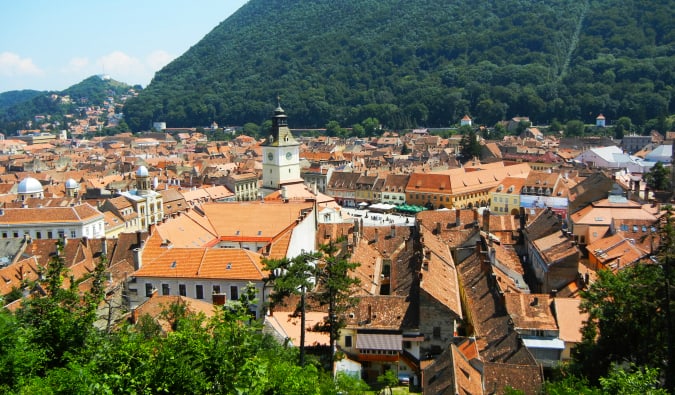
top-left (201, 201), bottom-right (313, 240)
top-left (137, 235), bottom-right (267, 281)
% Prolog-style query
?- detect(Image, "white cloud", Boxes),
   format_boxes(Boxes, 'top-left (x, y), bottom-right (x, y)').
top-left (97, 51), bottom-right (143, 76)
top-left (0, 52), bottom-right (44, 77)
top-left (62, 56), bottom-right (90, 73)
top-left (146, 50), bottom-right (174, 72)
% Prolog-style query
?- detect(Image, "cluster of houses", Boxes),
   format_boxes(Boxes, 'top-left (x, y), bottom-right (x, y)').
top-left (0, 105), bottom-right (673, 394)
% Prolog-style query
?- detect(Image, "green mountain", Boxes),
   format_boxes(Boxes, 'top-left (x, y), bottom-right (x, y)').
top-left (123, 0), bottom-right (674, 132)
top-left (0, 76), bottom-right (133, 133)
top-left (0, 90), bottom-right (43, 110)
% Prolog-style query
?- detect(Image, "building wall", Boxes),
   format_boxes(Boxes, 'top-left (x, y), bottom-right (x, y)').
top-left (131, 277), bottom-right (264, 318)
top-left (490, 192), bottom-right (520, 214)
top-left (287, 209), bottom-right (317, 258)
top-left (0, 218), bottom-right (105, 240)
top-left (419, 289), bottom-right (457, 358)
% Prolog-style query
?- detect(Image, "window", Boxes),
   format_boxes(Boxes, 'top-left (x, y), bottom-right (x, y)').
top-left (48, 231), bottom-right (53, 238)
top-left (179, 284), bottom-right (186, 296)
top-left (145, 283), bottom-right (154, 297)
top-left (161, 284), bottom-right (170, 295)
top-left (70, 230), bottom-right (76, 238)
top-left (403, 341), bottom-right (411, 349)
top-left (36, 231), bottom-right (42, 239)
top-left (433, 327), bottom-right (441, 339)
top-left (196, 285), bottom-right (204, 299)
top-left (230, 286), bottom-right (239, 300)
top-left (213, 285), bottom-right (221, 294)
top-left (345, 336), bottom-right (352, 348)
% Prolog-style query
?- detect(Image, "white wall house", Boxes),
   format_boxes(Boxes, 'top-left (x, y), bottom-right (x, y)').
top-left (574, 146), bottom-right (654, 173)
top-left (0, 203), bottom-right (105, 241)
top-left (129, 232), bottom-right (268, 319)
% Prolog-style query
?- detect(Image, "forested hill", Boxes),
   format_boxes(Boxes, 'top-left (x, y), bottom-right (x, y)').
top-left (123, 0), bottom-right (674, 132)
top-left (0, 76), bottom-right (133, 132)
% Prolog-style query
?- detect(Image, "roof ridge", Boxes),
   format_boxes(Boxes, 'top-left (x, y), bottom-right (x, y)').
top-left (196, 249), bottom-right (208, 276)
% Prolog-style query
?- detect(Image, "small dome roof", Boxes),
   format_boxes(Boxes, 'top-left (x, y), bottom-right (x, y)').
top-left (136, 166), bottom-right (149, 177)
top-left (17, 177), bottom-right (44, 194)
top-left (65, 178), bottom-right (78, 189)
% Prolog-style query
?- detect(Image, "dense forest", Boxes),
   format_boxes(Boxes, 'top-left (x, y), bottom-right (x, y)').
top-left (119, 0), bottom-right (674, 132)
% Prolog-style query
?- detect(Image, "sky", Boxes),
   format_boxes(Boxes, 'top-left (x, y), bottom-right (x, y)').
top-left (0, 0), bottom-right (249, 93)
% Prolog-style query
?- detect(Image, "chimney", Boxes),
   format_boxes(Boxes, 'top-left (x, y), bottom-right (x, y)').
top-left (473, 208), bottom-right (479, 224)
top-left (435, 222), bottom-right (441, 235)
top-left (136, 230), bottom-right (142, 248)
top-left (390, 224), bottom-right (396, 239)
top-left (133, 247), bottom-right (142, 270)
top-left (367, 304), bottom-right (372, 323)
top-left (373, 228), bottom-right (379, 243)
top-left (519, 207), bottom-right (526, 229)
top-left (455, 208), bottom-right (461, 227)
top-left (101, 238), bottom-right (107, 256)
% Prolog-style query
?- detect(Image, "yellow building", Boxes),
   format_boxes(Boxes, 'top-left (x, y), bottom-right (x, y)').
top-left (489, 177), bottom-right (527, 215)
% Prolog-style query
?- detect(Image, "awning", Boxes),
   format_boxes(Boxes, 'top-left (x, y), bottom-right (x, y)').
top-left (522, 337), bottom-right (565, 350)
top-left (356, 333), bottom-right (402, 350)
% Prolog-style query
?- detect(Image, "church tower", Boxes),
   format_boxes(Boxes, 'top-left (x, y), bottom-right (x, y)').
top-left (261, 100), bottom-right (302, 195)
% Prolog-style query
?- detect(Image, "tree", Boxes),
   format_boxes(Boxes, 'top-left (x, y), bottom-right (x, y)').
top-left (615, 116), bottom-right (633, 135)
top-left (575, 263), bottom-right (668, 382)
top-left (263, 252), bottom-right (321, 366)
top-left (335, 372), bottom-right (370, 395)
top-left (565, 120), bottom-right (585, 137)
top-left (459, 127), bottom-right (481, 161)
top-left (351, 123), bottom-right (365, 137)
top-left (599, 364), bottom-right (668, 395)
top-left (264, 239), bottom-right (360, 372)
top-left (377, 369), bottom-right (399, 395)
top-left (312, 239), bottom-right (361, 372)
top-left (16, 240), bottom-right (106, 370)
top-left (574, 209), bottom-right (675, 390)
top-left (548, 119), bottom-right (563, 134)
top-left (362, 117), bottom-right (380, 136)
top-left (325, 120), bottom-right (343, 137)
top-left (243, 122), bottom-right (260, 137)
top-left (643, 161), bottom-right (671, 191)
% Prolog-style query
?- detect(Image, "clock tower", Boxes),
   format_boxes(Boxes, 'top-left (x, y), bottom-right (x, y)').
top-left (261, 100), bottom-right (302, 195)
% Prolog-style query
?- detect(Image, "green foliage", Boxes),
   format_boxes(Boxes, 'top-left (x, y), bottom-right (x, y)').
top-left (263, 240), bottom-right (361, 371)
top-left (0, 76), bottom-right (133, 133)
top-left (599, 364), bottom-right (668, 395)
top-left (325, 120), bottom-right (344, 137)
top-left (377, 369), bottom-right (399, 394)
top-left (121, 0), bottom-right (674, 132)
top-left (362, 117), bottom-right (381, 136)
top-left (460, 127), bottom-right (481, 161)
top-left (335, 372), bottom-right (370, 394)
top-left (243, 122), bottom-right (260, 137)
top-left (575, 263), bottom-right (667, 381)
top-left (565, 120), bottom-right (586, 137)
top-left (1, 275), bottom-right (344, 394)
top-left (643, 161), bottom-right (671, 191)
top-left (572, 210), bottom-right (675, 390)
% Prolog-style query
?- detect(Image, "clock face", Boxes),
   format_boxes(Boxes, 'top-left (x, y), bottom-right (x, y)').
top-left (267, 152), bottom-right (273, 161)
top-left (286, 151), bottom-right (292, 160)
